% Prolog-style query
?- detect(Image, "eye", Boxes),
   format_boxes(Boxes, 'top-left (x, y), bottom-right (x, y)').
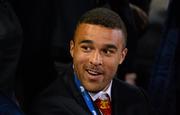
top-left (81, 45), bottom-right (92, 52)
top-left (102, 49), bottom-right (115, 56)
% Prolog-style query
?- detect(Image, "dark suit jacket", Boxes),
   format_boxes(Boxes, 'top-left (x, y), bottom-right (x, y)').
top-left (29, 64), bottom-right (150, 115)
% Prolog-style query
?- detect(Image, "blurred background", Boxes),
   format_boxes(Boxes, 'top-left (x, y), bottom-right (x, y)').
top-left (0, 0), bottom-right (178, 114)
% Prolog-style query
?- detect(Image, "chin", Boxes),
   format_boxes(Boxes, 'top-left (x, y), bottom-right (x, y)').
top-left (85, 85), bottom-right (102, 93)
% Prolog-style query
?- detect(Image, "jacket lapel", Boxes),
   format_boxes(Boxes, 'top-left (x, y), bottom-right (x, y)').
top-left (111, 78), bottom-right (126, 115)
top-left (63, 64), bottom-right (92, 114)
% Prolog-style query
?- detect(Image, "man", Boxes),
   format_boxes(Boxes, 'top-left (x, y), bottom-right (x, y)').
top-left (29, 8), bottom-right (150, 115)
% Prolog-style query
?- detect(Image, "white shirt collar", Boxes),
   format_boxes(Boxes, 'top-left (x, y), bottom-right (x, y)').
top-left (89, 80), bottom-right (112, 101)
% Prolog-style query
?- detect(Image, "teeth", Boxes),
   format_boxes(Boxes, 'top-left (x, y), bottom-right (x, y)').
top-left (87, 70), bottom-right (99, 75)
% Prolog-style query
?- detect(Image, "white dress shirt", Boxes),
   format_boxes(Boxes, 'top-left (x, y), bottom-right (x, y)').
top-left (89, 80), bottom-right (112, 101)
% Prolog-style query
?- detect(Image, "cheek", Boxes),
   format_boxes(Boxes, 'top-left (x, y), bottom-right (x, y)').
top-left (73, 51), bottom-right (89, 68)
top-left (73, 54), bottom-right (85, 75)
top-left (104, 59), bottom-right (119, 75)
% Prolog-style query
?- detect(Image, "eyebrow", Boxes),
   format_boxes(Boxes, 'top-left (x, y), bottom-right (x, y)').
top-left (79, 39), bottom-right (118, 50)
top-left (79, 40), bottom-right (93, 44)
top-left (104, 44), bottom-right (118, 50)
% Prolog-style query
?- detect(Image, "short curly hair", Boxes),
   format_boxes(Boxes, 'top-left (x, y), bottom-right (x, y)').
top-left (76, 8), bottom-right (127, 47)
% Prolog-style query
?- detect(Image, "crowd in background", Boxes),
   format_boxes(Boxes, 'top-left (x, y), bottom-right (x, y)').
top-left (0, 0), bottom-right (178, 115)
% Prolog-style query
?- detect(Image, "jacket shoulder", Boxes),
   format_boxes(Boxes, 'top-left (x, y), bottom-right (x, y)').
top-left (112, 78), bottom-right (148, 103)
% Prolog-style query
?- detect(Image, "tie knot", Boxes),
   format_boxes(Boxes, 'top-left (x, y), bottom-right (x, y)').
top-left (94, 93), bottom-right (111, 115)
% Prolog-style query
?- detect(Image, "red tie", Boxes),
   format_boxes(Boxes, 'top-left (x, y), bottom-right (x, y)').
top-left (94, 93), bottom-right (112, 115)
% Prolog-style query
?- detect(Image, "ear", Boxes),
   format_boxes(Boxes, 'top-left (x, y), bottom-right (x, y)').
top-left (119, 48), bottom-right (128, 64)
top-left (70, 40), bottom-right (75, 58)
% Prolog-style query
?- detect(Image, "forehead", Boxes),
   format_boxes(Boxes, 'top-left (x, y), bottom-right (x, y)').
top-left (74, 23), bottom-right (124, 46)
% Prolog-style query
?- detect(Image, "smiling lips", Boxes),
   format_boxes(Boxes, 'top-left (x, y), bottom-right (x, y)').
top-left (84, 65), bottom-right (104, 80)
top-left (86, 69), bottom-right (102, 76)
top-left (85, 67), bottom-right (103, 81)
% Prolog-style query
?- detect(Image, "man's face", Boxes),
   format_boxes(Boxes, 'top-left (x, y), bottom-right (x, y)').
top-left (70, 23), bottom-right (127, 93)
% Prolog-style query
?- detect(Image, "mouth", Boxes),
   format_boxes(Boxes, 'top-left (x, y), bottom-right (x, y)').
top-left (86, 69), bottom-right (102, 76)
top-left (85, 67), bottom-right (104, 81)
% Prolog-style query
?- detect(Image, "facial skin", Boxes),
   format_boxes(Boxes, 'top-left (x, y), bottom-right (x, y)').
top-left (70, 23), bottom-right (127, 93)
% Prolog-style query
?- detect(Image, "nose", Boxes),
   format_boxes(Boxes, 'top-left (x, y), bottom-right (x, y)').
top-left (89, 51), bottom-right (102, 65)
